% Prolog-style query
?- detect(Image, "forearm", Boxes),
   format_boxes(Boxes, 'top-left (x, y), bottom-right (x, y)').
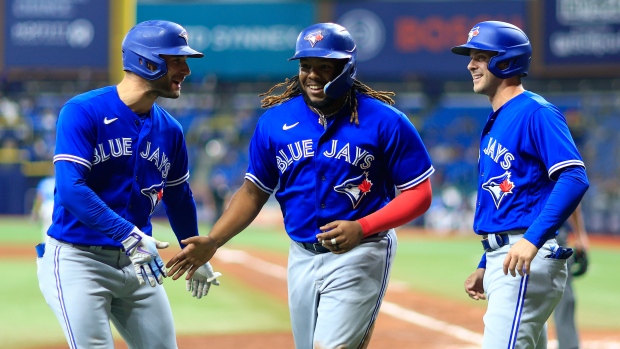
top-left (55, 161), bottom-right (134, 241)
top-left (163, 182), bottom-right (200, 247)
top-left (208, 180), bottom-right (270, 247)
top-left (524, 166), bottom-right (589, 248)
top-left (357, 178), bottom-right (432, 237)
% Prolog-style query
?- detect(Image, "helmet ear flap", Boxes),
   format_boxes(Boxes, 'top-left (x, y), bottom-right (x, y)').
top-left (324, 60), bottom-right (356, 99)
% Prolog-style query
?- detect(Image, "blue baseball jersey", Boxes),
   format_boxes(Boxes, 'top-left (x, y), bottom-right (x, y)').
top-left (246, 94), bottom-right (434, 243)
top-left (50, 86), bottom-right (192, 246)
top-left (474, 91), bottom-right (585, 238)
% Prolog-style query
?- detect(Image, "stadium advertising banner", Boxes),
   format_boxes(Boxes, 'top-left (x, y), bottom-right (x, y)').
top-left (530, 0), bottom-right (620, 77)
top-left (137, 3), bottom-right (315, 80)
top-left (3, 0), bottom-right (109, 70)
top-left (333, 1), bottom-right (526, 80)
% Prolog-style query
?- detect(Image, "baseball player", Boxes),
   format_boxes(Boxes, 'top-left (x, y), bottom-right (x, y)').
top-left (452, 21), bottom-right (589, 349)
top-left (166, 23), bottom-right (434, 349)
top-left (36, 20), bottom-right (221, 349)
top-left (31, 173), bottom-right (55, 241)
top-left (553, 204), bottom-right (589, 349)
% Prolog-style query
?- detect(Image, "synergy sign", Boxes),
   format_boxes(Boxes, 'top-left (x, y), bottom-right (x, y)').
top-left (138, 3), bottom-right (314, 79)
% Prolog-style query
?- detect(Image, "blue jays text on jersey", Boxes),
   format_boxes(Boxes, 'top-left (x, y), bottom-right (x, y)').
top-left (245, 93), bottom-right (434, 243)
top-left (50, 86), bottom-right (191, 246)
top-left (474, 91), bottom-right (585, 236)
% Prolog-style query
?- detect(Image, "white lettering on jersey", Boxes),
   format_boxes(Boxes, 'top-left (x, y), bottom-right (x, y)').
top-left (483, 137), bottom-right (514, 170)
top-left (92, 137), bottom-right (132, 165)
top-left (276, 139), bottom-right (374, 174)
top-left (323, 140), bottom-right (374, 169)
top-left (277, 139), bottom-right (314, 173)
top-left (334, 143), bottom-right (351, 163)
top-left (140, 142), bottom-right (171, 179)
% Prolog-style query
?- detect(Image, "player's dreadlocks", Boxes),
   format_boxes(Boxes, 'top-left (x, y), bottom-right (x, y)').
top-left (259, 76), bottom-right (395, 125)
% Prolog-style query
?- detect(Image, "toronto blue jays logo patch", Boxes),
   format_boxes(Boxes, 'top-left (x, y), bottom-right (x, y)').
top-left (334, 172), bottom-right (373, 209)
top-left (304, 31), bottom-right (324, 47)
top-left (141, 181), bottom-right (165, 215)
top-left (467, 26), bottom-right (480, 43)
top-left (179, 31), bottom-right (189, 44)
top-left (482, 171), bottom-right (515, 209)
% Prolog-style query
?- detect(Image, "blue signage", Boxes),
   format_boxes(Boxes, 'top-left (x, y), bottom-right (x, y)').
top-left (137, 3), bottom-right (315, 80)
top-left (333, 1), bottom-right (527, 80)
top-left (542, 0), bottom-right (620, 66)
top-left (4, 0), bottom-right (109, 69)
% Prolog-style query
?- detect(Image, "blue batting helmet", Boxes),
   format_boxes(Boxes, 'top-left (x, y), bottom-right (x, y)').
top-left (122, 20), bottom-right (203, 80)
top-left (289, 23), bottom-right (357, 99)
top-left (451, 21), bottom-right (531, 79)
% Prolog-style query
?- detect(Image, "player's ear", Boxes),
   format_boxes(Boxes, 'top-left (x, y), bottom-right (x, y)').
top-left (146, 61), bottom-right (157, 72)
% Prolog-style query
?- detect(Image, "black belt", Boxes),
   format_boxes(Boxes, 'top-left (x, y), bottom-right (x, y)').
top-left (73, 244), bottom-right (122, 251)
top-left (481, 233), bottom-right (510, 252)
top-left (296, 231), bottom-right (389, 255)
top-left (297, 242), bottom-right (331, 254)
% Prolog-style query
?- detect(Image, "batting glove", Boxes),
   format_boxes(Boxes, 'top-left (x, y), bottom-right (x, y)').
top-left (187, 262), bottom-right (222, 299)
top-left (121, 227), bottom-right (169, 287)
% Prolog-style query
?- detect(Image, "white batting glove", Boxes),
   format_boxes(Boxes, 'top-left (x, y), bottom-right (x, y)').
top-left (186, 262), bottom-right (222, 299)
top-left (121, 227), bottom-right (169, 287)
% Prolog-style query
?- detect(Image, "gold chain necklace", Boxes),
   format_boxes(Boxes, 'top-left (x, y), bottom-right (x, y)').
top-left (312, 94), bottom-right (350, 130)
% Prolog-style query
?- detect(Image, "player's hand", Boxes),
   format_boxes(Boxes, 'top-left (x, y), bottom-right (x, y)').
top-left (464, 268), bottom-right (486, 300)
top-left (186, 262), bottom-right (222, 299)
top-left (503, 238), bottom-right (538, 277)
top-left (316, 220), bottom-right (364, 254)
top-left (121, 227), bottom-right (170, 287)
top-left (166, 235), bottom-right (217, 280)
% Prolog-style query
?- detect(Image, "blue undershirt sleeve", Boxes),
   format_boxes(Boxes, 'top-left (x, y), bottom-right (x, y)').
top-left (477, 253), bottom-right (487, 269)
top-left (523, 166), bottom-right (589, 248)
top-left (55, 161), bottom-right (135, 241)
top-left (162, 181), bottom-right (199, 248)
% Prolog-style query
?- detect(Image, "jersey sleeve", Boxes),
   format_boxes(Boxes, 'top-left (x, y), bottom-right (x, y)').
top-left (245, 119), bottom-right (279, 194)
top-left (528, 107), bottom-right (585, 181)
top-left (164, 129), bottom-right (190, 187)
top-left (383, 112), bottom-right (434, 190)
top-left (54, 102), bottom-right (97, 169)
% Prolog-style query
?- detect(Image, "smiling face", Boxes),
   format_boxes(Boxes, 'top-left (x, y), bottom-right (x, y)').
top-left (298, 57), bottom-right (346, 110)
top-left (148, 55), bottom-right (191, 99)
top-left (468, 49), bottom-right (503, 97)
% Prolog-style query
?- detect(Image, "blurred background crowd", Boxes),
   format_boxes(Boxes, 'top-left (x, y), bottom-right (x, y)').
top-left (1, 0), bottom-right (619, 236)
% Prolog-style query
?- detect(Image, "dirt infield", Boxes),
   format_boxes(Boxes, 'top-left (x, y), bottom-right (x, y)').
top-left (7, 236), bottom-right (620, 349)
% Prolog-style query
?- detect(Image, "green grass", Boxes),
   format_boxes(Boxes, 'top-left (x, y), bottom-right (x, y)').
top-left (1, 217), bottom-right (619, 348)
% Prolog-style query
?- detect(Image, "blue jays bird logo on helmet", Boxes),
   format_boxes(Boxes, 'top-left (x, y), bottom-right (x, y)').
top-left (334, 172), bottom-right (373, 209)
top-left (482, 171), bottom-right (515, 209)
top-left (467, 27), bottom-right (479, 43)
top-left (304, 31), bottom-right (324, 47)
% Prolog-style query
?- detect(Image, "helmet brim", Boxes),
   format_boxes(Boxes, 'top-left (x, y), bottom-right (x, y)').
top-left (451, 43), bottom-right (504, 56)
top-left (289, 48), bottom-right (353, 61)
top-left (157, 46), bottom-right (204, 58)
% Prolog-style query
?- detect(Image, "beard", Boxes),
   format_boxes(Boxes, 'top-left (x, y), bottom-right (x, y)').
top-left (301, 87), bottom-right (336, 110)
top-left (148, 77), bottom-right (181, 99)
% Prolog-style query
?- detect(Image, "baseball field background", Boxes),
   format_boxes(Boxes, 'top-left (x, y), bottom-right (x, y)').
top-left (1, 212), bottom-right (619, 349)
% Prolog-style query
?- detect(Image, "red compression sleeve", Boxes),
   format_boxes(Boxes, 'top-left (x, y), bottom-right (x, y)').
top-left (357, 178), bottom-right (432, 237)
